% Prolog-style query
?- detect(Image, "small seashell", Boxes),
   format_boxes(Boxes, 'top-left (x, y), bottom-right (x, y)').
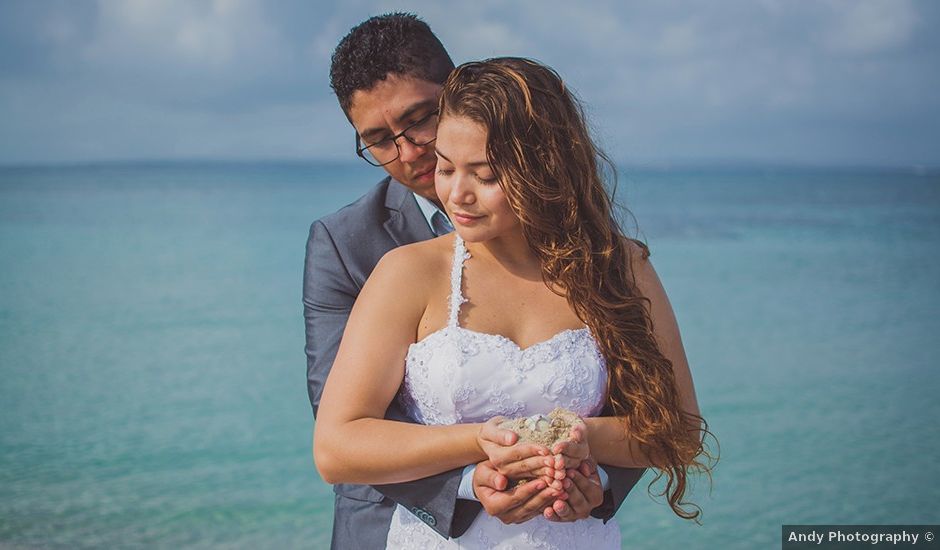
top-left (525, 414), bottom-right (549, 431)
top-left (497, 408), bottom-right (582, 454)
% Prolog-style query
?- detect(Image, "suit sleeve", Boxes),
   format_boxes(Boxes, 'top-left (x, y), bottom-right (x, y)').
top-left (304, 219), bottom-right (356, 416)
top-left (304, 220), bottom-right (481, 539)
top-left (590, 465), bottom-right (646, 522)
top-left (588, 402), bottom-right (647, 521)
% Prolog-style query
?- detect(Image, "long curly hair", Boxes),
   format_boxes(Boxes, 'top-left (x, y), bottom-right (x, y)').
top-left (439, 57), bottom-right (717, 520)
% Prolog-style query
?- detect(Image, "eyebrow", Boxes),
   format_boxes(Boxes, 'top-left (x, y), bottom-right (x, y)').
top-left (435, 148), bottom-right (491, 168)
top-left (359, 100), bottom-right (438, 141)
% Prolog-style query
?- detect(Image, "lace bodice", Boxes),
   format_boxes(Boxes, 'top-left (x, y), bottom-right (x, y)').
top-left (387, 234), bottom-right (619, 549)
top-left (398, 235), bottom-right (608, 425)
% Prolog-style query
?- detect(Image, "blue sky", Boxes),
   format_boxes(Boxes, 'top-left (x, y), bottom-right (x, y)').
top-left (1, 0), bottom-right (938, 166)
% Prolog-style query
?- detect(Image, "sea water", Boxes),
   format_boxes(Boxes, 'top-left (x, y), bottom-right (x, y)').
top-left (1, 162), bottom-right (938, 549)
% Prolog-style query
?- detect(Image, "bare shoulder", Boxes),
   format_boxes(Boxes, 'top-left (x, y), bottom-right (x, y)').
top-left (365, 235), bottom-right (453, 301)
top-left (375, 235), bottom-right (451, 276)
top-left (620, 239), bottom-right (692, 380)
top-left (624, 237), bottom-right (650, 259)
top-left (621, 237), bottom-right (658, 292)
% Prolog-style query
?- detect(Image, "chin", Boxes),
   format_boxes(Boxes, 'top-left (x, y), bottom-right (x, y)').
top-left (454, 228), bottom-right (494, 243)
top-left (407, 181), bottom-right (436, 199)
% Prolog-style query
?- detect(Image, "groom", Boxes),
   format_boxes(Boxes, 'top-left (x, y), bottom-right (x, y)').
top-left (304, 13), bottom-right (646, 549)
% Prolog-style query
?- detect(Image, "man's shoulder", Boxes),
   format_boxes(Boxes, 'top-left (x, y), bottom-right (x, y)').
top-left (315, 175), bottom-right (396, 232)
top-left (304, 175), bottom-right (416, 284)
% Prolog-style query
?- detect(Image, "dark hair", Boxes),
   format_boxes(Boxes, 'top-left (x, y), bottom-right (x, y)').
top-left (440, 57), bottom-right (717, 521)
top-left (330, 13), bottom-right (454, 115)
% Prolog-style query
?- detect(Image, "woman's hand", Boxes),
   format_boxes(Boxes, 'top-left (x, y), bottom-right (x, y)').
top-left (478, 418), bottom-right (555, 482)
top-left (550, 422), bottom-right (590, 473)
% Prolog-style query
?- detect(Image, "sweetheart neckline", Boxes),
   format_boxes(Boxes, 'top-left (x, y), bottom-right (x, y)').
top-left (410, 325), bottom-right (593, 354)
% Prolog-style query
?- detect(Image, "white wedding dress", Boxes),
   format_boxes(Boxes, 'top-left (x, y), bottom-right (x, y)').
top-left (385, 235), bottom-right (621, 549)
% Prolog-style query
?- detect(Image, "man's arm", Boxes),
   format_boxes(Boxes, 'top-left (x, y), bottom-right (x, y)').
top-left (588, 464), bottom-right (646, 522)
top-left (304, 220), bottom-right (355, 417)
top-left (304, 220), bottom-right (481, 538)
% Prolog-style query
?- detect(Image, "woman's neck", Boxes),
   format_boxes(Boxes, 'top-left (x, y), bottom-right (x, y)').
top-left (464, 228), bottom-right (542, 281)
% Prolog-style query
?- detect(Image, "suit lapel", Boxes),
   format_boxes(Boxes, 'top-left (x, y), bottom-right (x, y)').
top-left (383, 179), bottom-right (435, 246)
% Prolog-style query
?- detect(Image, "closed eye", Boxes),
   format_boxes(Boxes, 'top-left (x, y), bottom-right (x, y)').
top-left (363, 134), bottom-right (393, 148)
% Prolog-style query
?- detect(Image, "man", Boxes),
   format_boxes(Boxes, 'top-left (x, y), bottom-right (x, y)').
top-left (304, 13), bottom-right (646, 549)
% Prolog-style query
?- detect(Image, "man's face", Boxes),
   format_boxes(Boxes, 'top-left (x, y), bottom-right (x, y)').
top-left (347, 74), bottom-right (442, 204)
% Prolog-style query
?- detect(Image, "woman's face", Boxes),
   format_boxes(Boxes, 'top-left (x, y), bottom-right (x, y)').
top-left (434, 115), bottom-right (520, 243)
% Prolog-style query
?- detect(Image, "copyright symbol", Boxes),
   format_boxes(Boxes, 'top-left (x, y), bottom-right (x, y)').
top-left (926, 531), bottom-right (934, 542)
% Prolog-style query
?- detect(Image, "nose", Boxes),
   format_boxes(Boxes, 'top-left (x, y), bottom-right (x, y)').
top-left (396, 136), bottom-right (427, 164)
top-left (448, 173), bottom-right (476, 206)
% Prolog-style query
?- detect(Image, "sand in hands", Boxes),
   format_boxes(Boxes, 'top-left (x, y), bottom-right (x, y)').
top-left (498, 408), bottom-right (584, 449)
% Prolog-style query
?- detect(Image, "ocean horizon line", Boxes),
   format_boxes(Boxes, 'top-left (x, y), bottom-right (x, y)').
top-left (0, 158), bottom-right (937, 176)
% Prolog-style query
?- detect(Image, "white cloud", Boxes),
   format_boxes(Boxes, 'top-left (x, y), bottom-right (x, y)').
top-left (340, 0), bottom-right (535, 60)
top-left (656, 19), bottom-right (703, 58)
top-left (0, 76), bottom-right (342, 162)
top-left (1, 0), bottom-right (937, 165)
top-left (39, 9), bottom-right (80, 46)
top-left (82, 0), bottom-right (289, 74)
top-left (823, 0), bottom-right (919, 54)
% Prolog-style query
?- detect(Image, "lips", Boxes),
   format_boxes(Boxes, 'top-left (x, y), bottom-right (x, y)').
top-left (413, 166), bottom-right (435, 183)
top-left (452, 211), bottom-right (483, 225)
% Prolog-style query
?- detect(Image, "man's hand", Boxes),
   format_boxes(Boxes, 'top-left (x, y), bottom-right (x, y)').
top-left (478, 417), bottom-right (554, 481)
top-left (543, 458), bottom-right (604, 522)
top-left (474, 461), bottom-right (564, 524)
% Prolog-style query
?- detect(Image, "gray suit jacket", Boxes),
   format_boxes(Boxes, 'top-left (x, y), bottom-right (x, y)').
top-left (304, 177), bottom-right (645, 549)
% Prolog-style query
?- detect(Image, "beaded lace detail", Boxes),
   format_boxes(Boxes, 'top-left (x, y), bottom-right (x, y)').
top-left (445, 234), bottom-right (471, 329)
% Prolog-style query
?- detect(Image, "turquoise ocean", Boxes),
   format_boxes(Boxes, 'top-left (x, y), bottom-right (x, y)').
top-left (1, 162), bottom-right (938, 549)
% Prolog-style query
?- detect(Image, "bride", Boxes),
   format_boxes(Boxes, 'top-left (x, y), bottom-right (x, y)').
top-left (314, 57), bottom-right (713, 549)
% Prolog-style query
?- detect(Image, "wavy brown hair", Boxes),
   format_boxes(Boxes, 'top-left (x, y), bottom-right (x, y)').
top-left (440, 57), bottom-right (717, 520)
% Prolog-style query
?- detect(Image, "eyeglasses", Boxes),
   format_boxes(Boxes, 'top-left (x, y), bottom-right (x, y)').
top-left (356, 109), bottom-right (439, 167)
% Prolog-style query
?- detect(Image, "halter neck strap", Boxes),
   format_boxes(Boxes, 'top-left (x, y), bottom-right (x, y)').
top-left (447, 235), bottom-right (470, 328)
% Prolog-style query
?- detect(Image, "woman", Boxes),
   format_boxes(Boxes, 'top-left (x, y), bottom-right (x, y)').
top-left (314, 57), bottom-right (714, 549)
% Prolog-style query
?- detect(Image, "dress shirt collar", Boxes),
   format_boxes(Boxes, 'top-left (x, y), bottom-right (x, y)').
top-left (411, 190), bottom-right (449, 234)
